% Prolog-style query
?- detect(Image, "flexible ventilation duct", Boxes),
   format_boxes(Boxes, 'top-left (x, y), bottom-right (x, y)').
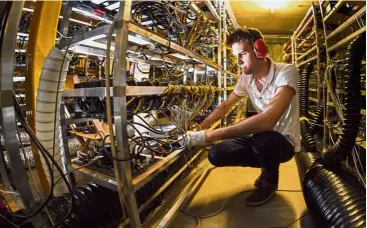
top-left (303, 164), bottom-right (366, 228)
top-left (35, 48), bottom-right (71, 195)
top-left (296, 33), bottom-right (366, 228)
top-left (298, 64), bottom-right (316, 151)
top-left (309, 100), bottom-right (324, 135)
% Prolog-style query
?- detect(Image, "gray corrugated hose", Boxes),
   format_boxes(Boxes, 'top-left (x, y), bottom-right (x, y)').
top-left (35, 48), bottom-right (71, 196)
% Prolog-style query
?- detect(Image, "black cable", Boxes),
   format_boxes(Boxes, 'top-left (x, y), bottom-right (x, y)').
top-left (0, 214), bottom-right (20, 228)
top-left (131, 115), bottom-right (171, 135)
top-left (11, 95), bottom-right (73, 227)
top-left (283, 212), bottom-right (309, 228)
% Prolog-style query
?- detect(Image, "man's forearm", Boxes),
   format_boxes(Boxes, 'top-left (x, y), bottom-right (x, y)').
top-left (200, 106), bottom-right (227, 129)
top-left (205, 112), bottom-right (274, 141)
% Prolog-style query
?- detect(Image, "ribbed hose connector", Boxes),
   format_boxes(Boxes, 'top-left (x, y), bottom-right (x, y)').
top-left (298, 64), bottom-right (316, 150)
top-left (303, 164), bottom-right (366, 228)
top-left (318, 33), bottom-right (365, 167)
top-left (309, 100), bottom-right (325, 134)
top-left (35, 48), bottom-right (71, 196)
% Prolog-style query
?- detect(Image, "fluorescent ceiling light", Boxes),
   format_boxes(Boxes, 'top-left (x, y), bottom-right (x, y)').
top-left (72, 7), bottom-right (113, 24)
top-left (59, 16), bottom-right (91, 26)
top-left (15, 49), bottom-right (26, 53)
top-left (13, 77), bottom-right (25, 82)
top-left (127, 35), bottom-right (152, 46)
top-left (69, 46), bottom-right (106, 58)
top-left (79, 40), bottom-right (115, 51)
top-left (23, 8), bottom-right (34, 12)
top-left (257, 1), bottom-right (288, 13)
top-left (17, 32), bottom-right (29, 37)
top-left (91, 0), bottom-right (107, 4)
top-left (169, 53), bottom-right (191, 60)
top-left (103, 2), bottom-right (109, 6)
top-left (106, 2), bottom-right (120, 10)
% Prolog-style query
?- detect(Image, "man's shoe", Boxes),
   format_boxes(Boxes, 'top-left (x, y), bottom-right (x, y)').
top-left (254, 170), bottom-right (265, 188)
top-left (245, 182), bottom-right (277, 207)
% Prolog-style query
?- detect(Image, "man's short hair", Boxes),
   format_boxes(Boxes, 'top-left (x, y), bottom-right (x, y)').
top-left (226, 28), bottom-right (264, 46)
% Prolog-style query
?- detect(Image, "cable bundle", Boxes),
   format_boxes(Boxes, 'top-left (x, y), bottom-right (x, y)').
top-left (309, 100), bottom-right (325, 135)
top-left (132, 2), bottom-right (186, 35)
top-left (318, 33), bottom-right (365, 167)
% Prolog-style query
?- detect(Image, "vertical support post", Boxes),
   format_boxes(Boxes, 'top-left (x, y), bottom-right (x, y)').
top-left (312, 3), bottom-right (322, 104)
top-left (113, 1), bottom-right (141, 227)
top-left (60, 102), bottom-right (76, 187)
top-left (291, 34), bottom-right (296, 65)
top-left (0, 4), bottom-right (41, 224)
top-left (26, 0), bottom-right (62, 194)
top-left (59, 2), bottom-right (73, 37)
top-left (318, 1), bottom-right (331, 151)
top-left (222, 2), bottom-right (228, 126)
top-left (217, 0), bottom-right (222, 107)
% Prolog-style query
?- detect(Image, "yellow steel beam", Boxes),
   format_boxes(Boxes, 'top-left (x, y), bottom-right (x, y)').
top-left (25, 1), bottom-right (62, 194)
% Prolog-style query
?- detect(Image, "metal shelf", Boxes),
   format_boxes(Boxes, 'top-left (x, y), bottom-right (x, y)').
top-left (297, 46), bottom-right (317, 61)
top-left (128, 23), bottom-right (221, 70)
top-left (309, 97), bottom-right (318, 103)
top-left (298, 55), bottom-right (318, 67)
top-left (295, 15), bottom-right (314, 40)
top-left (326, 5), bottom-right (366, 40)
top-left (71, 116), bottom-right (222, 192)
top-left (72, 148), bottom-right (184, 192)
top-left (225, 71), bottom-right (238, 78)
top-left (203, 0), bottom-right (220, 22)
top-left (323, 0), bottom-right (346, 22)
top-left (297, 30), bottom-right (316, 48)
top-left (356, 137), bottom-right (366, 149)
top-left (58, 22), bottom-right (221, 70)
top-left (323, 0), bottom-right (364, 23)
top-left (328, 26), bottom-right (366, 52)
top-left (62, 86), bottom-right (220, 97)
top-left (294, 6), bottom-right (313, 38)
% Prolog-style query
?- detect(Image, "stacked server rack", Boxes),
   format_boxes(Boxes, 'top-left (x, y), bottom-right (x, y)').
top-left (319, 0), bottom-right (366, 176)
top-left (58, 1), bottom-right (224, 227)
top-left (0, 1), bottom-right (243, 227)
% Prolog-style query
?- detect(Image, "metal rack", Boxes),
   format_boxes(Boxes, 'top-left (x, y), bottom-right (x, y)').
top-left (0, 1), bottom-right (243, 227)
top-left (57, 1), bottom-right (241, 227)
top-left (291, 3), bottom-right (326, 125)
top-left (319, 0), bottom-right (366, 150)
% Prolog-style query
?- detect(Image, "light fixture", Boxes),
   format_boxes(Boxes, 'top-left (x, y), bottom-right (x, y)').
top-left (22, 8), bottom-right (34, 12)
top-left (59, 16), bottom-right (91, 26)
top-left (72, 7), bottom-right (113, 24)
top-left (106, 2), bottom-right (120, 10)
top-left (91, 0), bottom-right (107, 4)
top-left (257, 1), bottom-right (288, 13)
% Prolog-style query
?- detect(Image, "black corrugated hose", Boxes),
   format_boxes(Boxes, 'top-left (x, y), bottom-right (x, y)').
top-left (298, 64), bottom-right (317, 151)
top-left (303, 164), bottom-right (366, 228)
top-left (309, 100), bottom-right (325, 135)
top-left (318, 33), bottom-right (365, 167)
top-left (299, 33), bottom-right (366, 228)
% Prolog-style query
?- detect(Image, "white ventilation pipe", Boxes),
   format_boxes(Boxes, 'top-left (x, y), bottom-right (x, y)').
top-left (35, 48), bottom-right (71, 196)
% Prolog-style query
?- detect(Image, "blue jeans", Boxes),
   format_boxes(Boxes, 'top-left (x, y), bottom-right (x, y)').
top-left (208, 131), bottom-right (295, 185)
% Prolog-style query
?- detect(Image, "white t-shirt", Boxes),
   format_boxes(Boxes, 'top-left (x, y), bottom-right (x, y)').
top-left (233, 58), bottom-right (301, 152)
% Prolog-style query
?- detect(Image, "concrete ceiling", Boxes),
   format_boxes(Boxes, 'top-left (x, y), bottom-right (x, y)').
top-left (229, 1), bottom-right (313, 35)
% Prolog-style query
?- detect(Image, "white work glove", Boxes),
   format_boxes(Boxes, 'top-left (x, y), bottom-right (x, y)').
top-left (181, 130), bottom-right (207, 148)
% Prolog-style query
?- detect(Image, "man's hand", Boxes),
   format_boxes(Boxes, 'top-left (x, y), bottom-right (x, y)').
top-left (182, 130), bottom-right (207, 148)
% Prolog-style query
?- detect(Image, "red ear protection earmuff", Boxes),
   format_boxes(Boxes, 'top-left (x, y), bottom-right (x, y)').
top-left (253, 39), bottom-right (268, 59)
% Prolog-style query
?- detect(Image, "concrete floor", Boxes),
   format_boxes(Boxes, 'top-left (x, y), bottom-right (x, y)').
top-left (143, 155), bottom-right (315, 228)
